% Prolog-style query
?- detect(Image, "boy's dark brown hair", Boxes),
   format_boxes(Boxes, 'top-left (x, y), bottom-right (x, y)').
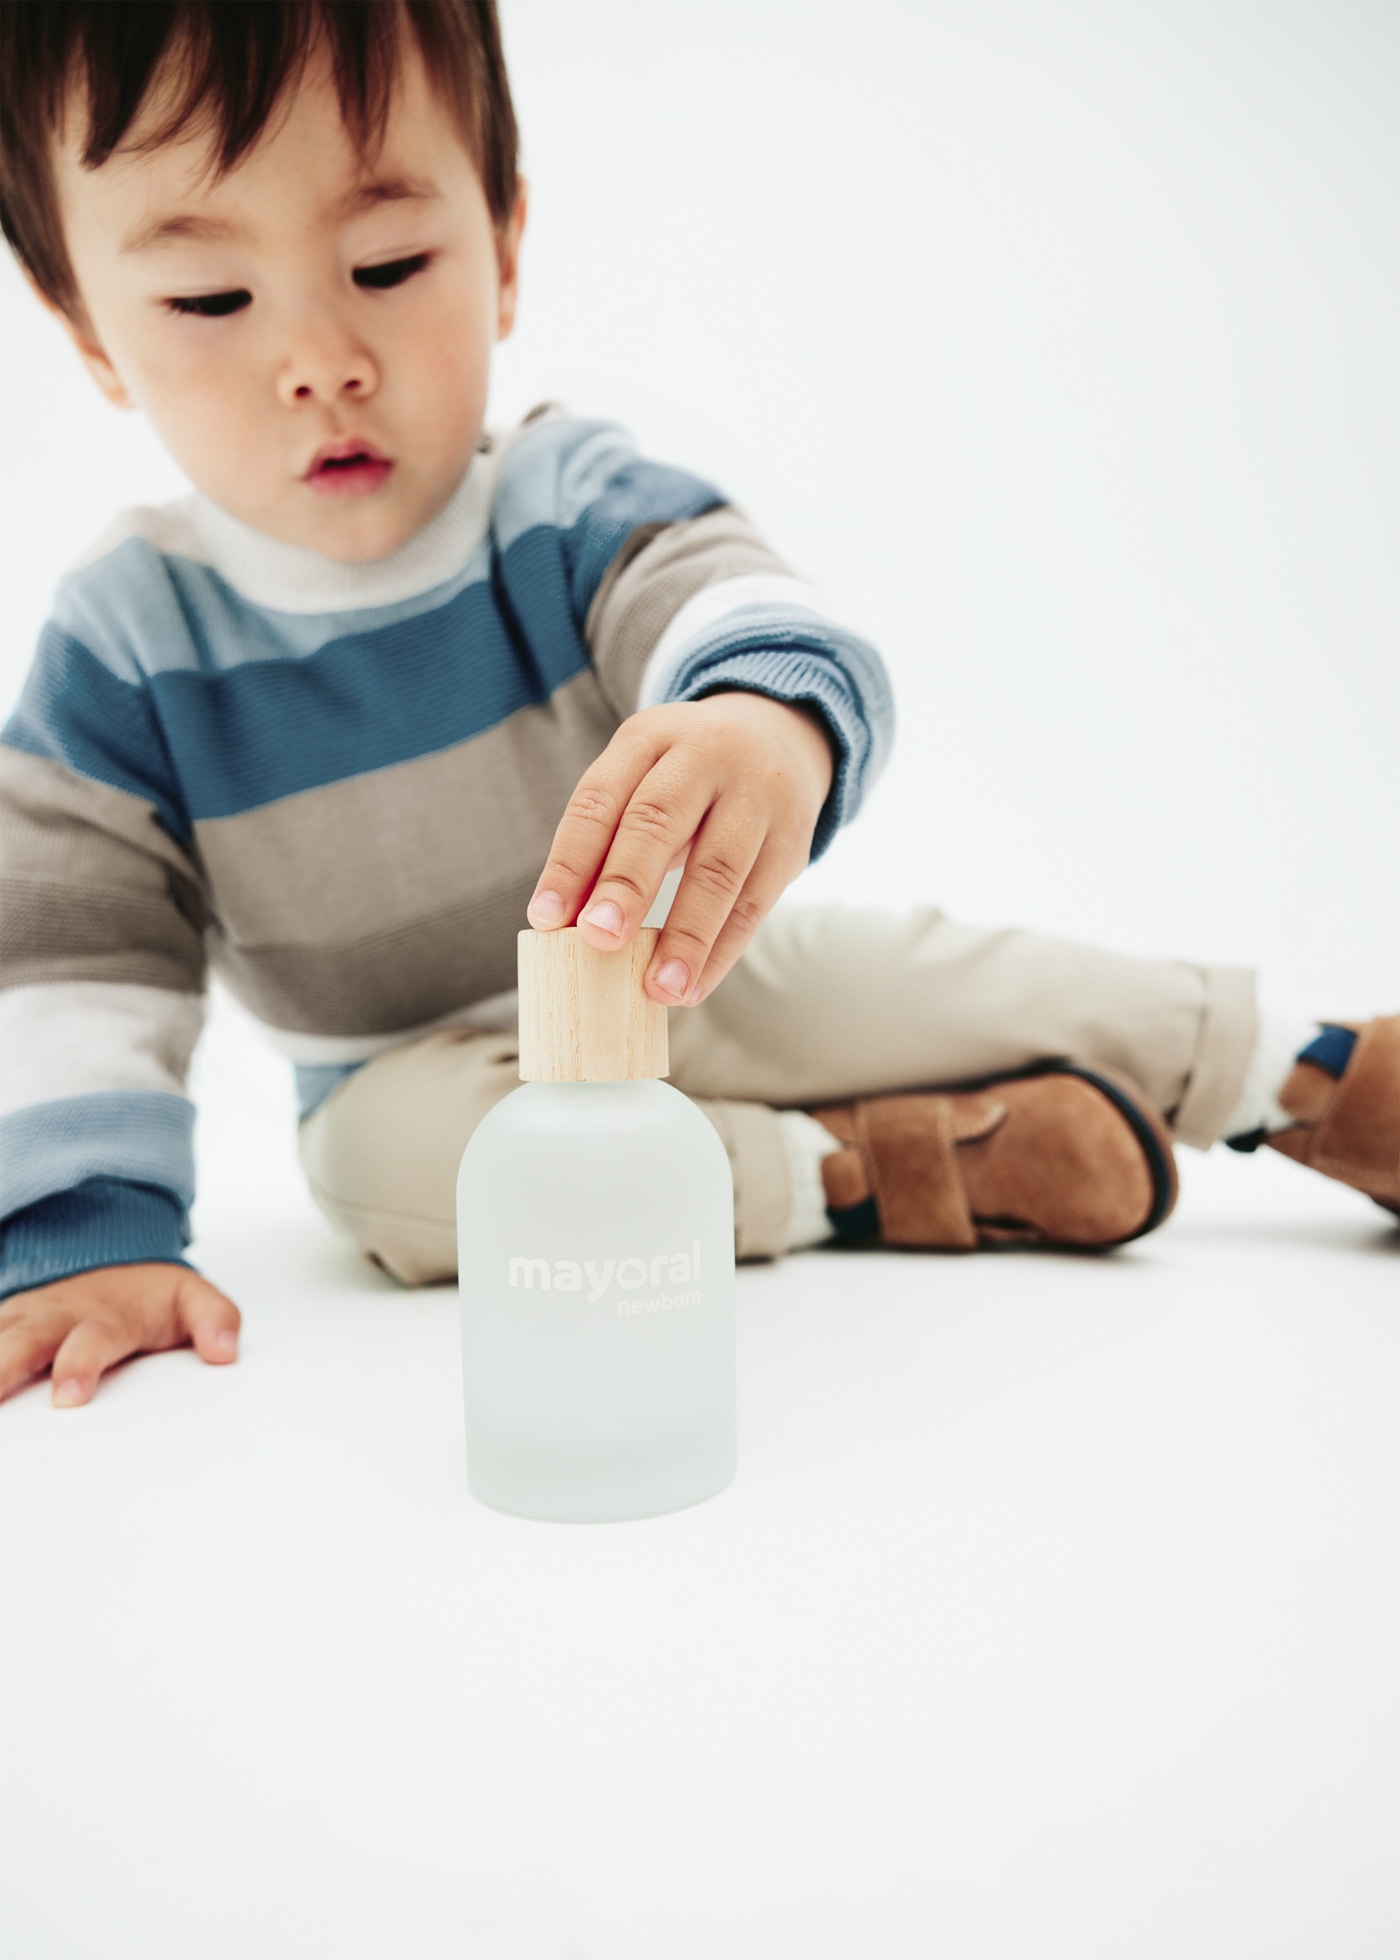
top-left (0, 0), bottom-right (519, 320)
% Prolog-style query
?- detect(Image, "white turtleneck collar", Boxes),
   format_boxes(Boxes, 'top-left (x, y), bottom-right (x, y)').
top-left (186, 442), bottom-right (499, 616)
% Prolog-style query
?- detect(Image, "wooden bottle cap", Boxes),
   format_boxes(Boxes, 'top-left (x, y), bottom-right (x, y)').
top-left (517, 927), bottom-right (669, 1082)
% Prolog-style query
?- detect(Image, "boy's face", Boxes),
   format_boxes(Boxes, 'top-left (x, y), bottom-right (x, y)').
top-left (50, 38), bottom-right (524, 561)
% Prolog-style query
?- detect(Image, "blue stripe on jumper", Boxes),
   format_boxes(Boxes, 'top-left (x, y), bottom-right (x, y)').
top-left (44, 431), bottom-right (722, 688)
top-left (663, 615), bottom-right (895, 856)
top-left (295, 1062), bottom-right (364, 1119)
top-left (0, 1089), bottom-right (196, 1219)
top-left (0, 1178), bottom-right (191, 1299)
top-left (51, 534), bottom-right (499, 676)
top-left (3, 564), bottom-right (572, 832)
top-left (558, 461), bottom-right (724, 622)
top-left (3, 480), bottom-right (724, 833)
top-left (2, 629), bottom-right (189, 837)
top-left (492, 417), bottom-right (723, 585)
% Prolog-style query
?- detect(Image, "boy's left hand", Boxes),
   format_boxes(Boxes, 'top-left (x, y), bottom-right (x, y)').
top-left (528, 692), bottom-right (834, 1005)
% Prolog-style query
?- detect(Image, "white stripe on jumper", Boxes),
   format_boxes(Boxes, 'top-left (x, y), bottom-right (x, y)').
top-left (0, 983), bottom-right (206, 1120)
top-left (636, 574), bottom-right (852, 709)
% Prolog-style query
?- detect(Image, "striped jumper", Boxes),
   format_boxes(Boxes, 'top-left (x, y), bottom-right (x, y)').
top-left (0, 411), bottom-right (893, 1296)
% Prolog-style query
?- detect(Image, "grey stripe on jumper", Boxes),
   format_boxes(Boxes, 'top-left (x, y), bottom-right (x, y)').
top-left (586, 508), bottom-right (790, 719)
top-left (209, 871), bottom-right (538, 1037)
top-left (0, 749), bottom-right (207, 994)
top-left (193, 672), bottom-right (620, 949)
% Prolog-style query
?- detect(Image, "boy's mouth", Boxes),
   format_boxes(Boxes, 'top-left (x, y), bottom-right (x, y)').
top-left (304, 439), bottom-right (393, 498)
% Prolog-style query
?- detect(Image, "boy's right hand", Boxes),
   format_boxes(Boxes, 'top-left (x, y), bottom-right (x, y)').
top-left (0, 1264), bottom-right (240, 1408)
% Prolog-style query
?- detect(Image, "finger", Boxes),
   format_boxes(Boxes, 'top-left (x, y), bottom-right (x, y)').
top-left (0, 1305), bottom-right (75, 1403)
top-left (177, 1273), bottom-right (241, 1365)
top-left (685, 848), bottom-right (798, 1003)
top-left (49, 1308), bottom-right (154, 1409)
top-left (574, 753), bottom-right (720, 953)
top-left (641, 799), bottom-right (766, 1003)
top-left (526, 723), bottom-right (665, 932)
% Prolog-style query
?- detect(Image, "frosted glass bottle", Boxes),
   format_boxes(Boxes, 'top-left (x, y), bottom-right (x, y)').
top-left (457, 927), bottom-right (737, 1522)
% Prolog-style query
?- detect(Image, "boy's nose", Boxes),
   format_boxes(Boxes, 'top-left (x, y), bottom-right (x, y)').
top-left (276, 324), bottom-right (379, 408)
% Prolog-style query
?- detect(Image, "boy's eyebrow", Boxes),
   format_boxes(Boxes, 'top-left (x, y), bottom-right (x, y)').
top-left (120, 212), bottom-right (242, 255)
top-left (335, 173), bottom-right (444, 218)
top-left (118, 176), bottom-right (442, 256)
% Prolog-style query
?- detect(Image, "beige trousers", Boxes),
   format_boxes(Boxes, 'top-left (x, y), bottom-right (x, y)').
top-left (298, 904), bottom-right (1255, 1282)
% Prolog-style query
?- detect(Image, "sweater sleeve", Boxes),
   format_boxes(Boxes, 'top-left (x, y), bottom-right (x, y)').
top-left (492, 413), bottom-right (894, 860)
top-left (0, 615), bottom-right (208, 1299)
top-left (584, 505), bottom-right (893, 857)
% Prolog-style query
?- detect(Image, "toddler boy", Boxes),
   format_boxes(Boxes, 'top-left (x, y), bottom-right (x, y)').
top-left (0, 0), bottom-right (1394, 1408)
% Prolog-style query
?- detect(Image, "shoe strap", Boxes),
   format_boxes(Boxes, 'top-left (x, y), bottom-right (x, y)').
top-left (853, 1093), bottom-right (982, 1248)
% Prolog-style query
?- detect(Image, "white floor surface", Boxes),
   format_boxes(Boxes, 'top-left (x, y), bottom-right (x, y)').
top-left (3, 997), bottom-right (1397, 1960)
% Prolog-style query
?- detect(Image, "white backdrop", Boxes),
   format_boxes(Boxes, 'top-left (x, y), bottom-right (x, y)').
top-left (2, 6), bottom-right (1397, 1958)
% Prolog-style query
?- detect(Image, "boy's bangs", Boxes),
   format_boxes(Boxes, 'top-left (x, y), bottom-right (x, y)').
top-left (75, 1), bottom-right (432, 178)
top-left (0, 1), bottom-right (518, 317)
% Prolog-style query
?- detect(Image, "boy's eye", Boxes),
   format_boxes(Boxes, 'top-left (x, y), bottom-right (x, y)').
top-left (168, 289), bottom-right (252, 318)
top-left (354, 252), bottom-right (431, 291)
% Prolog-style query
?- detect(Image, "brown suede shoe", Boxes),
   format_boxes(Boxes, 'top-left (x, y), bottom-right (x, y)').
top-left (811, 1063), bottom-right (1178, 1251)
top-left (1266, 1016), bottom-right (1400, 1216)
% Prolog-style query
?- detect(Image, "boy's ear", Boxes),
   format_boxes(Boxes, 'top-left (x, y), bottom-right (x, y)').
top-left (495, 180), bottom-right (528, 342)
top-left (25, 268), bottom-right (135, 409)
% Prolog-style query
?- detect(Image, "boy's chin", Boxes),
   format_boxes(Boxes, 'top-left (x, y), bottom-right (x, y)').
top-left (231, 482), bottom-right (448, 562)
top-left (296, 513), bottom-right (420, 563)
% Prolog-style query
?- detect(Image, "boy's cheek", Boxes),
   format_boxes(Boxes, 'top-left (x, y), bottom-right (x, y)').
top-left (95, 313), bottom-right (232, 434)
top-left (135, 371), bottom-right (256, 487)
top-left (82, 294), bottom-right (494, 554)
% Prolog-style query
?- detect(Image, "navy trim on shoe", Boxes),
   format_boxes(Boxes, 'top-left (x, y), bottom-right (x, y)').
top-left (1298, 1025), bottom-right (1356, 1080)
top-left (826, 1195), bottom-right (880, 1242)
top-left (1051, 1063), bottom-right (1178, 1242)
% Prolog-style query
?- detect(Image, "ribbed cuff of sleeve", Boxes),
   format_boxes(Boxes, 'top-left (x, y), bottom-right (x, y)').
top-left (672, 647), bottom-right (877, 859)
top-left (0, 1177), bottom-right (192, 1299)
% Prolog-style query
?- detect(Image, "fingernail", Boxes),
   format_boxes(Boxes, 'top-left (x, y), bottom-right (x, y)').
top-left (528, 889), bottom-right (565, 926)
top-left (580, 899), bottom-right (624, 937)
top-left (654, 959), bottom-right (690, 999)
top-left (212, 1329), bottom-right (238, 1360)
top-left (52, 1378), bottom-right (84, 1408)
